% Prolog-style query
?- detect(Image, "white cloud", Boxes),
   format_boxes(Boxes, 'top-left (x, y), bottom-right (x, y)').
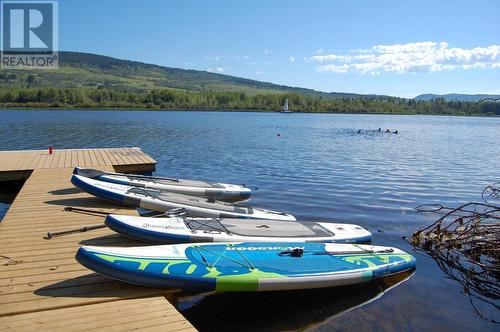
top-left (308, 41), bottom-right (500, 74)
top-left (309, 54), bottom-right (352, 62)
top-left (207, 67), bottom-right (226, 73)
top-left (255, 71), bottom-right (263, 75)
top-left (289, 56), bottom-right (295, 62)
top-left (264, 48), bottom-right (270, 55)
top-left (315, 48), bottom-right (324, 54)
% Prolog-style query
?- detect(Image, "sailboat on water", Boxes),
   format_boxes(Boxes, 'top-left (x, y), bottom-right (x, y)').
top-left (280, 97), bottom-right (293, 113)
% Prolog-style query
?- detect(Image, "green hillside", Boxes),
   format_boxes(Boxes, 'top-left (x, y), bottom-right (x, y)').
top-left (0, 51), bottom-right (380, 99)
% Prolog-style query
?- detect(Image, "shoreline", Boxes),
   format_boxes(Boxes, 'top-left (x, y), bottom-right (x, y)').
top-left (1, 107), bottom-right (498, 117)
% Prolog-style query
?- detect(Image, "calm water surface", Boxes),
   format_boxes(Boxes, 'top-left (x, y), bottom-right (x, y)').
top-left (0, 110), bottom-right (499, 331)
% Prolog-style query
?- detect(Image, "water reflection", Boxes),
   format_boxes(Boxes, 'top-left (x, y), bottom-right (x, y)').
top-left (0, 203), bottom-right (9, 221)
top-left (177, 271), bottom-right (414, 332)
top-left (414, 248), bottom-right (499, 324)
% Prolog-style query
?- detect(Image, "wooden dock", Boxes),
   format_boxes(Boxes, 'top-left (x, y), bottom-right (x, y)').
top-left (0, 149), bottom-right (196, 331)
top-left (0, 147), bottom-right (156, 181)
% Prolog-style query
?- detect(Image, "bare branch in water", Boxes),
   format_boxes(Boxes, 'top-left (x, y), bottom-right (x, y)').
top-left (483, 182), bottom-right (500, 204)
top-left (406, 183), bottom-right (500, 324)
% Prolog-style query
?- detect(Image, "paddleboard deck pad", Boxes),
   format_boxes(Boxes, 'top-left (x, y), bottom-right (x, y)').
top-left (105, 214), bottom-right (372, 244)
top-left (76, 242), bottom-right (416, 291)
top-left (71, 174), bottom-right (295, 221)
top-left (74, 167), bottom-right (251, 202)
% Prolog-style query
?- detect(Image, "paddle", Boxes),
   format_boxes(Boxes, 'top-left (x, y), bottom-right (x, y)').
top-left (44, 224), bottom-right (106, 239)
top-left (43, 206), bottom-right (170, 239)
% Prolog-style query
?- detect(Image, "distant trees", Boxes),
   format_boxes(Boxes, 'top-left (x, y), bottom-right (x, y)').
top-left (0, 72), bottom-right (16, 82)
top-left (0, 87), bottom-right (498, 116)
top-left (26, 74), bottom-right (36, 87)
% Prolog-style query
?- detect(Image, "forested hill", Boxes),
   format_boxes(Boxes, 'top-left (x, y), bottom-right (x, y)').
top-left (0, 51), bottom-right (380, 99)
top-left (415, 93), bottom-right (500, 102)
top-left (0, 51), bottom-right (498, 116)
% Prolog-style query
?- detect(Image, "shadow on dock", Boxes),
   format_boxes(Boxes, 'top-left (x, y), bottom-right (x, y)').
top-left (48, 187), bottom-right (82, 195)
top-left (44, 197), bottom-right (125, 209)
top-left (34, 274), bottom-right (160, 298)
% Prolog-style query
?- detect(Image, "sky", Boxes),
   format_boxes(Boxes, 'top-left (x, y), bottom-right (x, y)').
top-left (58, 0), bottom-right (500, 98)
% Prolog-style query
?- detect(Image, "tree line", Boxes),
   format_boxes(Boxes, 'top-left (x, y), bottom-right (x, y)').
top-left (0, 87), bottom-right (498, 116)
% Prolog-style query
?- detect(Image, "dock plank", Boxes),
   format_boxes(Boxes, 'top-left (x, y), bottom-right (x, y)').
top-left (18, 151), bottom-right (38, 170)
top-left (118, 148), bottom-right (135, 165)
top-left (109, 148), bottom-right (126, 165)
top-left (0, 296), bottom-right (195, 332)
top-left (32, 151), bottom-right (48, 170)
top-left (64, 149), bottom-right (73, 168)
top-left (97, 149), bottom-right (112, 165)
top-left (3, 152), bottom-right (24, 171)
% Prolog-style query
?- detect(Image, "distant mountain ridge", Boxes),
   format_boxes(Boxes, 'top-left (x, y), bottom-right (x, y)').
top-left (415, 93), bottom-right (500, 102)
top-left (0, 51), bottom-right (388, 100)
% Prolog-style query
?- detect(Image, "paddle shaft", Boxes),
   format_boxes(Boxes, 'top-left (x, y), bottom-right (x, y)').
top-left (44, 207), bottom-right (110, 239)
top-left (44, 206), bottom-right (167, 239)
top-left (45, 224), bottom-right (106, 239)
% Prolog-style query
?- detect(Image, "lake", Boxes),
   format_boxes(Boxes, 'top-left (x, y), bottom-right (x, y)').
top-left (0, 110), bottom-right (498, 331)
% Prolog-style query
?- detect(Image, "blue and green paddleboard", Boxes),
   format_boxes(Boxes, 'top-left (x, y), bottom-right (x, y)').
top-left (76, 242), bottom-right (416, 292)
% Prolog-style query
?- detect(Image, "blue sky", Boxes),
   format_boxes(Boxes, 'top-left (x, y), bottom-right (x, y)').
top-left (59, 0), bottom-right (499, 97)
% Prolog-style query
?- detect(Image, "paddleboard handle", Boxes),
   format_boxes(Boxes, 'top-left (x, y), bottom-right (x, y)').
top-left (279, 247), bottom-right (304, 257)
top-left (164, 207), bottom-right (187, 217)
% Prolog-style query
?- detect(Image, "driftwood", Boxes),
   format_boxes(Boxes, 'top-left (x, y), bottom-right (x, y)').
top-left (406, 183), bottom-right (499, 323)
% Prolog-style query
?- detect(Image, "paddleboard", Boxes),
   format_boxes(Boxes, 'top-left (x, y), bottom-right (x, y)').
top-left (71, 175), bottom-right (295, 221)
top-left (105, 214), bottom-right (372, 244)
top-left (76, 242), bottom-right (416, 291)
top-left (74, 167), bottom-right (251, 202)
